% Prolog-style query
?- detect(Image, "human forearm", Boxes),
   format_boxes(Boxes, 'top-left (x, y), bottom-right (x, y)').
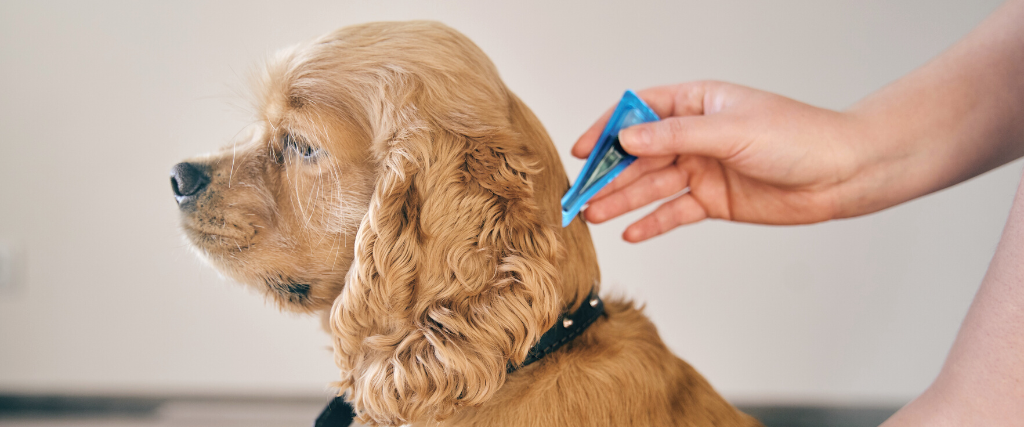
top-left (881, 169), bottom-right (1024, 427)
top-left (841, 0), bottom-right (1024, 218)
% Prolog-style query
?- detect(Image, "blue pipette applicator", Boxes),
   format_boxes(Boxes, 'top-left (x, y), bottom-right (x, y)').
top-left (561, 90), bottom-right (660, 227)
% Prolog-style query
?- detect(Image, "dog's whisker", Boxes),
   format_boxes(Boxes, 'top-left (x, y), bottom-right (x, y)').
top-left (330, 235), bottom-right (343, 271)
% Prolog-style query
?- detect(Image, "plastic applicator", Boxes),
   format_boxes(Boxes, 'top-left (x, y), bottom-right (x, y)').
top-left (561, 90), bottom-right (660, 227)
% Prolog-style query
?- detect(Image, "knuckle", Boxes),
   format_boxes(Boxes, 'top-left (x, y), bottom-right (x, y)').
top-left (662, 118), bottom-right (689, 142)
top-left (649, 173), bottom-right (679, 196)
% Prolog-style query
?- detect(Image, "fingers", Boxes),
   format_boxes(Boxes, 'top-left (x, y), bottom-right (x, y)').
top-left (571, 82), bottom-right (715, 159)
top-left (623, 192), bottom-right (708, 243)
top-left (584, 163), bottom-right (689, 223)
top-left (618, 114), bottom-right (744, 160)
top-left (588, 155), bottom-right (676, 201)
top-left (633, 83), bottom-right (711, 118)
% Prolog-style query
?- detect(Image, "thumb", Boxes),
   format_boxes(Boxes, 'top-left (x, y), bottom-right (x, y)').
top-left (618, 115), bottom-right (739, 159)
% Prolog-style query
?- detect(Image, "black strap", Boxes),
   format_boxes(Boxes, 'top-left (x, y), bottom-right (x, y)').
top-left (508, 290), bottom-right (604, 372)
top-left (314, 290), bottom-right (605, 426)
top-left (314, 395), bottom-right (355, 427)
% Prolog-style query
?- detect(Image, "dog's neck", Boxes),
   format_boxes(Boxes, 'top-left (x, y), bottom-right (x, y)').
top-left (315, 288), bottom-right (606, 427)
top-left (505, 92), bottom-right (603, 312)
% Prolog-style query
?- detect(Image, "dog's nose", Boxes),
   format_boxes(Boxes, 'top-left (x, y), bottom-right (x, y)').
top-left (170, 162), bottom-right (209, 204)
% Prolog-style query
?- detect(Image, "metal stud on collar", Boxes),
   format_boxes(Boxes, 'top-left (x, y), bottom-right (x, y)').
top-left (508, 288), bottom-right (604, 373)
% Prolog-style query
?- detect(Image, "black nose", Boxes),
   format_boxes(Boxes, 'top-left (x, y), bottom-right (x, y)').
top-left (170, 162), bottom-right (209, 203)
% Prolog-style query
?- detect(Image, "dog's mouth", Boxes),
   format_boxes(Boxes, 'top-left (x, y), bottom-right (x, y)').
top-left (267, 280), bottom-right (314, 306)
top-left (180, 218), bottom-right (258, 252)
top-left (182, 223), bottom-right (327, 310)
top-left (263, 271), bottom-right (340, 311)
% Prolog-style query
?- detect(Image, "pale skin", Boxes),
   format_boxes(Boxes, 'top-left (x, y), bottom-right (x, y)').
top-left (572, 0), bottom-right (1024, 424)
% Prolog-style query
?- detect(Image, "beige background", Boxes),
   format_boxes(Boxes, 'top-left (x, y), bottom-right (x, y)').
top-left (0, 0), bottom-right (1018, 405)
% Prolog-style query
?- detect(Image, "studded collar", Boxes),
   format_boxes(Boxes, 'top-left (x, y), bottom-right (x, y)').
top-left (508, 289), bottom-right (605, 372)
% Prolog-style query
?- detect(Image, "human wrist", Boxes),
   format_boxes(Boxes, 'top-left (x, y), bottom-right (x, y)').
top-left (826, 109), bottom-right (903, 219)
top-left (831, 103), bottom-right (942, 219)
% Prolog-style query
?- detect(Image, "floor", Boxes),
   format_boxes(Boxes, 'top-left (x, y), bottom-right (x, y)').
top-left (0, 395), bottom-right (900, 427)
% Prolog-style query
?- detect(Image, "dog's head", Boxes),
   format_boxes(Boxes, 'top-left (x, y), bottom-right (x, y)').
top-left (173, 21), bottom-right (600, 425)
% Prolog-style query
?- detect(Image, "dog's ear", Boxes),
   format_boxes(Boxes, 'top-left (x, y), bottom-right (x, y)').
top-left (329, 95), bottom-right (562, 425)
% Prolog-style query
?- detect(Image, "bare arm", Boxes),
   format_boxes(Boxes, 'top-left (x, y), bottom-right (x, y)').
top-left (843, 0), bottom-right (1024, 217)
top-left (881, 170), bottom-right (1024, 426)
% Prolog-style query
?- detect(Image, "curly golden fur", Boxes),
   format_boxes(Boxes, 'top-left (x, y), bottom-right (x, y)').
top-left (175, 21), bottom-right (761, 427)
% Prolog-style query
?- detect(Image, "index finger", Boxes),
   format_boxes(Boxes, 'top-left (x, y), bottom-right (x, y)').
top-left (571, 82), bottom-right (712, 158)
top-left (632, 82), bottom-right (710, 119)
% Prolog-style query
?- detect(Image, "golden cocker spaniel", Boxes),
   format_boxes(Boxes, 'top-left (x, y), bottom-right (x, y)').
top-left (172, 21), bottom-right (761, 427)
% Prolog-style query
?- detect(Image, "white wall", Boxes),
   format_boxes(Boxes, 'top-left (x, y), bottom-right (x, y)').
top-left (0, 0), bottom-right (1016, 405)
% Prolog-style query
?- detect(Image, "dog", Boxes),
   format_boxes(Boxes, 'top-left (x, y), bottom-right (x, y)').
top-left (172, 21), bottom-right (762, 427)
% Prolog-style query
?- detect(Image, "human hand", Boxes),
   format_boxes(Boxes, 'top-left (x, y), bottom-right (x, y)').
top-left (572, 82), bottom-right (870, 242)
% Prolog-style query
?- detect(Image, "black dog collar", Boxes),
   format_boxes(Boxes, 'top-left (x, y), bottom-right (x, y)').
top-left (315, 290), bottom-right (605, 426)
top-left (315, 395), bottom-right (356, 427)
top-left (508, 289), bottom-right (605, 372)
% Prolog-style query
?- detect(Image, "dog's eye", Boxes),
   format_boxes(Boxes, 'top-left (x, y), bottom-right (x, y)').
top-left (281, 133), bottom-right (320, 162)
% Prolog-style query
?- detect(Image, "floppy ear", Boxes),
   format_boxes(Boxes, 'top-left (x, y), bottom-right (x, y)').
top-left (329, 107), bottom-right (563, 425)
